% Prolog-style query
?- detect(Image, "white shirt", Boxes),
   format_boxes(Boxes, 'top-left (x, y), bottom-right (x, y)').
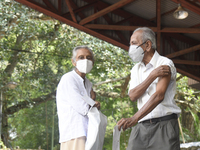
top-left (129, 51), bottom-right (181, 122)
top-left (56, 70), bottom-right (92, 143)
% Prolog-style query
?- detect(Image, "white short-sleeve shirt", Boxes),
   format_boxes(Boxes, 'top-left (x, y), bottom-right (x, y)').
top-left (129, 51), bottom-right (181, 122)
top-left (56, 70), bottom-right (92, 143)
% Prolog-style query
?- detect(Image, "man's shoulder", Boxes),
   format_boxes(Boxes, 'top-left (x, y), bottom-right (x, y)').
top-left (157, 55), bottom-right (173, 66)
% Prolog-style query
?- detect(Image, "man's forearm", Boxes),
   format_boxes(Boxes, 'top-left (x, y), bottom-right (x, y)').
top-left (129, 74), bottom-right (157, 101)
top-left (132, 91), bottom-right (164, 122)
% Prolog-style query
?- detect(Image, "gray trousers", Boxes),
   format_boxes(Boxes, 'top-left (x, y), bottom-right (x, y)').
top-left (126, 119), bottom-right (180, 150)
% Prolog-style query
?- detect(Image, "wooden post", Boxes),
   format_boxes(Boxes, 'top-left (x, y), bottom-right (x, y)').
top-left (178, 118), bottom-right (185, 143)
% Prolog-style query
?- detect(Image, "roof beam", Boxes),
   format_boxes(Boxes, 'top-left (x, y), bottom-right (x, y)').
top-left (172, 59), bottom-right (200, 65)
top-left (150, 8), bottom-right (177, 21)
top-left (163, 33), bottom-right (199, 45)
top-left (156, 0), bottom-right (161, 53)
top-left (177, 68), bottom-right (200, 82)
top-left (166, 44), bottom-right (200, 58)
top-left (67, 0), bottom-right (85, 19)
top-left (42, 0), bottom-right (58, 13)
top-left (79, 0), bottom-right (137, 25)
top-left (96, 4), bottom-right (128, 45)
top-left (62, 1), bottom-right (98, 18)
top-left (14, 0), bottom-right (129, 50)
top-left (84, 24), bottom-right (200, 33)
top-left (58, 0), bottom-right (62, 14)
top-left (65, 0), bottom-right (77, 23)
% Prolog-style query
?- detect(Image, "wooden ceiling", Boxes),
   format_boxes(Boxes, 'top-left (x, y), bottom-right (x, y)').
top-left (15, 0), bottom-right (200, 82)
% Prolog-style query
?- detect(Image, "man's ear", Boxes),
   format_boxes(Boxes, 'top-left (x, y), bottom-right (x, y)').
top-left (146, 40), bottom-right (152, 52)
top-left (71, 58), bottom-right (76, 66)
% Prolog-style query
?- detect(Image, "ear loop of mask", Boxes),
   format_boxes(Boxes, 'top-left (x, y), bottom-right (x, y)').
top-left (137, 40), bottom-right (152, 55)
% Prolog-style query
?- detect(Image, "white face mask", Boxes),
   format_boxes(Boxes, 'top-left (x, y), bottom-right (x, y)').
top-left (76, 59), bottom-right (93, 74)
top-left (128, 45), bottom-right (145, 62)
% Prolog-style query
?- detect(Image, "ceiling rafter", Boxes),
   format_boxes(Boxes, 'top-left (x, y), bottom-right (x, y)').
top-left (172, 59), bottom-right (200, 65)
top-left (191, 23), bottom-right (200, 28)
top-left (84, 24), bottom-right (200, 33)
top-left (96, 4), bottom-right (128, 45)
top-left (65, 0), bottom-right (77, 23)
top-left (150, 8), bottom-right (176, 21)
top-left (62, 1), bottom-right (98, 18)
top-left (79, 0), bottom-right (137, 25)
top-left (166, 44), bottom-right (200, 58)
top-left (164, 33), bottom-right (199, 45)
top-left (42, 0), bottom-right (58, 13)
top-left (164, 35), bottom-right (194, 73)
top-left (156, 0), bottom-right (161, 53)
top-left (177, 68), bottom-right (200, 81)
top-left (67, 0), bottom-right (85, 20)
top-left (15, 0), bottom-right (129, 50)
top-left (58, 0), bottom-right (62, 14)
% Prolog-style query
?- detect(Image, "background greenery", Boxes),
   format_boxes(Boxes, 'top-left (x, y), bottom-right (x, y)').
top-left (0, 1), bottom-right (200, 150)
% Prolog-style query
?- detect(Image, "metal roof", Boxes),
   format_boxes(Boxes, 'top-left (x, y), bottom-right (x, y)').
top-left (15, 0), bottom-right (200, 82)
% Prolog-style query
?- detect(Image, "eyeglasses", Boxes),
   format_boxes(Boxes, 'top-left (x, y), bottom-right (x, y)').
top-left (136, 41), bottom-right (147, 49)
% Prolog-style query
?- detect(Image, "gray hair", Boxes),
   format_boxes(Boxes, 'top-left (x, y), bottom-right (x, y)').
top-left (72, 45), bottom-right (94, 62)
top-left (133, 27), bottom-right (156, 50)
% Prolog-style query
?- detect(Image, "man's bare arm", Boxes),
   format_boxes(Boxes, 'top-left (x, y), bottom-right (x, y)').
top-left (129, 65), bottom-right (170, 102)
top-left (118, 72), bottom-right (171, 130)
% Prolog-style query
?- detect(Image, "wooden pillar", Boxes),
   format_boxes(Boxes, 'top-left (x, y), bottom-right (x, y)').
top-left (156, 0), bottom-right (161, 54)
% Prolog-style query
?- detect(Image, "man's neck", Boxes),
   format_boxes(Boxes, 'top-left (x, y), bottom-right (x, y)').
top-left (142, 50), bottom-right (155, 65)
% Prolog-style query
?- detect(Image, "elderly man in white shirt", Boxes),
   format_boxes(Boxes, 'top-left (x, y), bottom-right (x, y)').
top-left (117, 27), bottom-right (181, 150)
top-left (56, 46), bottom-right (100, 150)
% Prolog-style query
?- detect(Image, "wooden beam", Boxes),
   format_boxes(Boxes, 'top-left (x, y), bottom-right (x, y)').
top-left (14, 0), bottom-right (129, 51)
top-left (84, 24), bottom-right (158, 31)
top-left (172, 59), bottom-right (200, 65)
top-left (97, 4), bottom-right (128, 44)
top-left (177, 68), bottom-right (200, 82)
top-left (166, 44), bottom-right (200, 58)
top-left (79, 0), bottom-right (137, 25)
top-left (163, 33), bottom-right (199, 46)
top-left (84, 24), bottom-right (200, 33)
top-left (62, 1), bottom-right (98, 18)
top-left (191, 23), bottom-right (200, 28)
top-left (156, 0), bottom-right (161, 54)
top-left (42, 0), bottom-right (58, 13)
top-left (150, 8), bottom-right (177, 21)
top-left (58, 0), bottom-right (62, 15)
top-left (65, 0), bottom-right (77, 23)
top-left (161, 27), bottom-right (200, 33)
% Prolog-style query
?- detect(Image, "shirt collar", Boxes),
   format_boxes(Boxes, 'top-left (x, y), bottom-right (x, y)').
top-left (138, 50), bottom-right (159, 68)
top-left (148, 50), bottom-right (159, 67)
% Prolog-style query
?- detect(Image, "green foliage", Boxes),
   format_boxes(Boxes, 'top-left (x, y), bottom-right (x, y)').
top-left (176, 74), bottom-right (200, 143)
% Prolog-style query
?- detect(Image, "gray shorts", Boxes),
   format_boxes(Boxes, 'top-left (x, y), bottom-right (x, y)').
top-left (126, 118), bottom-right (180, 150)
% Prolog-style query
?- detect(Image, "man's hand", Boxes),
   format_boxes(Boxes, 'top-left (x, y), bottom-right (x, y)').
top-left (151, 65), bottom-right (171, 78)
top-left (94, 101), bottom-right (100, 110)
top-left (117, 116), bottom-right (137, 131)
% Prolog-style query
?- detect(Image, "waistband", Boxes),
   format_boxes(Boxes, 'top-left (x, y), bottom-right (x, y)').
top-left (140, 113), bottom-right (178, 124)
